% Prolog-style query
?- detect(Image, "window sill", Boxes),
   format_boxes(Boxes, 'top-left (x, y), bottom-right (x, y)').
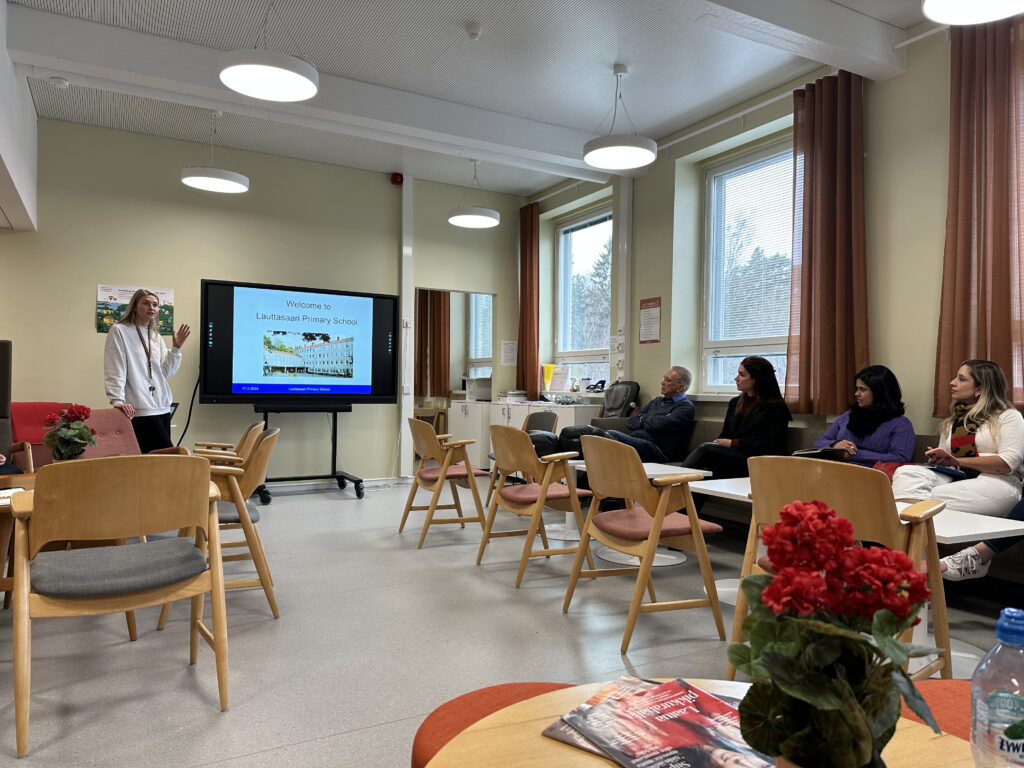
top-left (687, 393), bottom-right (735, 403)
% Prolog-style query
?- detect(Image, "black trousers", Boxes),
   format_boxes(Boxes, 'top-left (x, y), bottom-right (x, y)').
top-left (131, 413), bottom-right (173, 454)
top-left (682, 442), bottom-right (750, 510)
top-left (0, 463), bottom-right (23, 475)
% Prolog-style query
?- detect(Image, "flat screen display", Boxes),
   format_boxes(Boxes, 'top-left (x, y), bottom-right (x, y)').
top-left (200, 279), bottom-right (398, 409)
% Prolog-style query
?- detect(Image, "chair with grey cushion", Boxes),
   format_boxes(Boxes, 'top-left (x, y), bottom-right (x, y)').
top-left (9, 454), bottom-right (228, 756)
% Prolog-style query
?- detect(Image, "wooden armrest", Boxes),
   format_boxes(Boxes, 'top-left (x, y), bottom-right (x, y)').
top-left (651, 472), bottom-right (705, 487)
top-left (152, 446), bottom-right (189, 455)
top-left (210, 465), bottom-right (245, 477)
top-left (539, 451), bottom-right (578, 462)
top-left (195, 448), bottom-right (240, 457)
top-left (209, 481), bottom-right (221, 501)
top-left (442, 439), bottom-right (474, 448)
top-left (204, 454), bottom-right (245, 465)
top-left (436, 433), bottom-right (453, 440)
top-left (196, 441), bottom-right (234, 449)
top-left (10, 490), bottom-right (33, 518)
top-left (898, 499), bottom-right (945, 523)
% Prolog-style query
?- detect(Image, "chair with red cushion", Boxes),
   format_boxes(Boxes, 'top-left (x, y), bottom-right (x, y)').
top-left (477, 424), bottom-right (594, 587)
top-left (399, 418), bottom-right (488, 548)
top-left (563, 435), bottom-right (726, 654)
top-left (9, 401), bottom-right (69, 472)
top-left (410, 681), bottom-right (573, 768)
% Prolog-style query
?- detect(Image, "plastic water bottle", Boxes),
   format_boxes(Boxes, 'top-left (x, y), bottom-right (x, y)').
top-left (972, 607), bottom-right (1024, 766)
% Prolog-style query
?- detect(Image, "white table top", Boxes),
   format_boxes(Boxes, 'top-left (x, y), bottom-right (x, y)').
top-left (688, 476), bottom-right (1024, 545)
top-left (567, 460), bottom-right (712, 479)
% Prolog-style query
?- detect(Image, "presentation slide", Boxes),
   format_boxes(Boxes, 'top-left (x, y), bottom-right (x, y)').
top-left (231, 286), bottom-right (375, 395)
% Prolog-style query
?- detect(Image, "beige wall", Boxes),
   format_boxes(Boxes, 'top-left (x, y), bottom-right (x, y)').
top-left (0, 121), bottom-right (520, 479)
top-left (536, 34), bottom-right (951, 436)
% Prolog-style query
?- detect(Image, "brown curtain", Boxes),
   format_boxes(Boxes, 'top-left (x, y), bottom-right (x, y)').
top-left (427, 290), bottom-right (450, 397)
top-left (785, 70), bottom-right (869, 414)
top-left (517, 202), bottom-right (541, 400)
top-left (413, 289), bottom-right (450, 397)
top-left (933, 17), bottom-right (1024, 415)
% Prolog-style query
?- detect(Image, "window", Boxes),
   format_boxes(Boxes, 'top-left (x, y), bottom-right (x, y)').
top-left (555, 211), bottom-right (612, 383)
top-left (467, 293), bottom-right (492, 378)
top-left (702, 143), bottom-right (793, 391)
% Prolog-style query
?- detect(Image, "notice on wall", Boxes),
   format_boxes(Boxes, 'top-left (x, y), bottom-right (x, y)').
top-left (96, 284), bottom-right (174, 334)
top-left (639, 297), bottom-right (661, 344)
top-left (501, 340), bottom-right (518, 367)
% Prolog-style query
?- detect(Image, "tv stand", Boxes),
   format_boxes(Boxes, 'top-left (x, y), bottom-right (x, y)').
top-left (256, 406), bottom-right (364, 501)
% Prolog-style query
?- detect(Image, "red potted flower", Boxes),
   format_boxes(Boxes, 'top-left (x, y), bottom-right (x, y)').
top-left (42, 404), bottom-right (98, 461)
top-left (728, 500), bottom-right (939, 768)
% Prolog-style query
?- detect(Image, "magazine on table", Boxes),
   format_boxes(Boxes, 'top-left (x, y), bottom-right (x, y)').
top-left (542, 675), bottom-right (660, 754)
top-left (559, 678), bottom-right (774, 768)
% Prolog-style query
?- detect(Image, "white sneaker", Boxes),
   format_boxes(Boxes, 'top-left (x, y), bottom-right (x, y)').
top-left (940, 546), bottom-right (991, 581)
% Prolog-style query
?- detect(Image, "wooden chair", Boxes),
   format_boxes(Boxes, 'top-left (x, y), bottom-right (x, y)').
top-left (159, 428), bottom-right (281, 626)
top-left (10, 455), bottom-right (228, 756)
top-left (563, 436), bottom-right (725, 654)
top-left (193, 421), bottom-right (264, 459)
top-left (477, 424), bottom-right (594, 586)
top-left (484, 410), bottom-right (559, 507)
top-left (399, 418), bottom-right (488, 548)
top-left (726, 456), bottom-right (952, 682)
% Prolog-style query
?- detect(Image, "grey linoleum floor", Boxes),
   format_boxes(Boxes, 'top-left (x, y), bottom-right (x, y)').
top-left (0, 478), bottom-right (1007, 766)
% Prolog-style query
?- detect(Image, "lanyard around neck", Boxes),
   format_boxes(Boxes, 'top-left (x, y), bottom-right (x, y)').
top-left (134, 324), bottom-right (153, 383)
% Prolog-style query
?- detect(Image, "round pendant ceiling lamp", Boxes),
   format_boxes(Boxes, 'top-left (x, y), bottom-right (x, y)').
top-left (922, 0), bottom-right (1024, 24)
top-left (219, 0), bottom-right (319, 102)
top-left (180, 111), bottom-right (250, 194)
top-left (180, 166), bottom-right (250, 194)
top-left (448, 160), bottom-right (500, 229)
top-left (583, 63), bottom-right (657, 171)
top-left (219, 49), bottom-right (319, 102)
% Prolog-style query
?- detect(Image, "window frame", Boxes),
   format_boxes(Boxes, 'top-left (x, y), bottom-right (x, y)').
top-left (700, 140), bottom-right (793, 394)
top-left (466, 292), bottom-right (493, 378)
top-left (554, 209), bottom-right (613, 373)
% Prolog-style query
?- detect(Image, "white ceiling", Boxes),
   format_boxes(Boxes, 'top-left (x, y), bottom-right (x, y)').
top-left (5, 0), bottom-right (931, 197)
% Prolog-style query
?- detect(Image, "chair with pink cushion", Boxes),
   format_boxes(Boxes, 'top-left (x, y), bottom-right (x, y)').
top-left (399, 418), bottom-right (488, 548)
top-left (477, 423), bottom-right (594, 586)
top-left (563, 435), bottom-right (726, 654)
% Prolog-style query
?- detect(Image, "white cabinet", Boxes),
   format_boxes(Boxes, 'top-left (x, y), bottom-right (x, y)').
top-left (484, 403), bottom-right (602, 455)
top-left (447, 401), bottom-right (491, 468)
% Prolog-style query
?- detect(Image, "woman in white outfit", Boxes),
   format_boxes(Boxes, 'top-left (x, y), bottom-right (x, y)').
top-left (892, 359), bottom-right (1024, 518)
top-left (103, 289), bottom-right (190, 453)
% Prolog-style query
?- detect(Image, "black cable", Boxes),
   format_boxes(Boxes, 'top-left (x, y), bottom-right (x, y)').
top-left (176, 372), bottom-right (201, 446)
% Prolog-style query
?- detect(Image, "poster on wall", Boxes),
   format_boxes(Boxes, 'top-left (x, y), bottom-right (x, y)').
top-left (639, 297), bottom-right (661, 344)
top-left (96, 284), bottom-right (174, 334)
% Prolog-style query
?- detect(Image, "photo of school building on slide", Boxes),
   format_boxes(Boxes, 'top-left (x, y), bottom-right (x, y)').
top-left (262, 333), bottom-right (354, 378)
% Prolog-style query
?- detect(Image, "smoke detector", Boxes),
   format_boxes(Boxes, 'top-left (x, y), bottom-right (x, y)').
top-left (464, 21), bottom-right (481, 40)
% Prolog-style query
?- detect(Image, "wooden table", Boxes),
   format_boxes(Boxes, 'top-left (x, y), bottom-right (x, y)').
top-left (426, 678), bottom-right (971, 767)
top-left (688, 476), bottom-right (1024, 545)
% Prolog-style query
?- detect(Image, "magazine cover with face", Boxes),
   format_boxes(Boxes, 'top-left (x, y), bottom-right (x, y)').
top-left (560, 678), bottom-right (774, 768)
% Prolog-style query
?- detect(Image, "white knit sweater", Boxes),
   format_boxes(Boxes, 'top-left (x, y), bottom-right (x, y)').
top-left (103, 322), bottom-right (182, 417)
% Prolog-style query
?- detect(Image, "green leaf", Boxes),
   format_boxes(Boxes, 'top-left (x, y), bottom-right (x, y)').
top-left (861, 682), bottom-right (902, 742)
top-left (738, 681), bottom-right (800, 756)
top-left (801, 638), bottom-right (843, 669)
top-left (891, 669), bottom-right (940, 733)
top-left (740, 573), bottom-right (772, 607)
top-left (871, 609), bottom-right (903, 638)
top-left (874, 632), bottom-right (909, 666)
top-left (727, 643), bottom-right (753, 675)
top-left (750, 616), bottom-right (801, 658)
top-left (796, 618), bottom-right (872, 644)
top-left (760, 649), bottom-right (845, 709)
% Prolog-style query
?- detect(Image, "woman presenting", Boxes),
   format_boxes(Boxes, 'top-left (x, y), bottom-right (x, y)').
top-left (892, 359), bottom-right (1024, 518)
top-left (683, 356), bottom-right (791, 479)
top-left (812, 365), bottom-right (915, 467)
top-left (103, 289), bottom-right (190, 453)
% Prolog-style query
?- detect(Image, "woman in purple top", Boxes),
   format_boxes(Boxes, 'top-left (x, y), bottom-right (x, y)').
top-left (813, 365), bottom-right (915, 467)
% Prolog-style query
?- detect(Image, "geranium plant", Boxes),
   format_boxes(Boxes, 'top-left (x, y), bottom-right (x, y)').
top-left (727, 500), bottom-right (940, 768)
top-left (42, 404), bottom-right (97, 460)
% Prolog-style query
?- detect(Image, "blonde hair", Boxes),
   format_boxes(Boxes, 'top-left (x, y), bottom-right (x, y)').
top-left (117, 289), bottom-right (159, 334)
top-left (940, 360), bottom-right (1014, 440)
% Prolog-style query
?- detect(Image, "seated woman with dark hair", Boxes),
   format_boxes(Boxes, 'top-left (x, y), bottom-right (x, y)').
top-left (683, 356), bottom-right (792, 480)
top-left (812, 364), bottom-right (915, 467)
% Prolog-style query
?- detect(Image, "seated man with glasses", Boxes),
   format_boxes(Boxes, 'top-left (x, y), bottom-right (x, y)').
top-left (606, 366), bottom-right (695, 463)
